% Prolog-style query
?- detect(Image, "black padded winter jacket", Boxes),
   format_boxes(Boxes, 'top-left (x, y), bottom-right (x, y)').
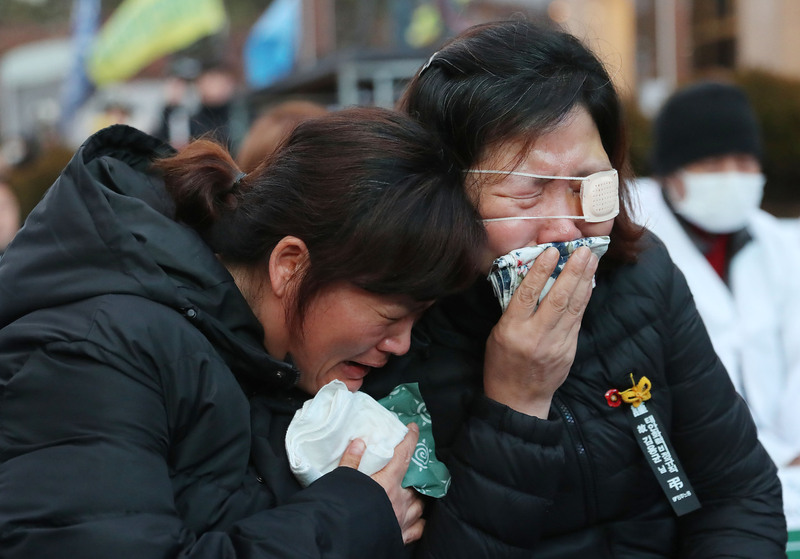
top-left (364, 233), bottom-right (787, 558)
top-left (0, 125), bottom-right (405, 559)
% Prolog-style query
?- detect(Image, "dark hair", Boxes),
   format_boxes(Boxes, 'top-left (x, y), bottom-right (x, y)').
top-left (398, 19), bottom-right (643, 264)
top-left (154, 106), bottom-right (485, 328)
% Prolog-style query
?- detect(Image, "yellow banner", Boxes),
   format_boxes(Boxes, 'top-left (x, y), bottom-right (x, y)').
top-left (87, 0), bottom-right (227, 85)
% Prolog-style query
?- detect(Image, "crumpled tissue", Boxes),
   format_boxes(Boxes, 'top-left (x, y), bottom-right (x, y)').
top-left (286, 379), bottom-right (451, 497)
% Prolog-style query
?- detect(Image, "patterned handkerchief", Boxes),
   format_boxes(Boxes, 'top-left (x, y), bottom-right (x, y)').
top-left (378, 383), bottom-right (451, 498)
top-left (487, 236), bottom-right (610, 311)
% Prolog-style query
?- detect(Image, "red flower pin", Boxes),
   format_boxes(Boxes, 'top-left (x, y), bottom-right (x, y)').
top-left (605, 388), bottom-right (622, 407)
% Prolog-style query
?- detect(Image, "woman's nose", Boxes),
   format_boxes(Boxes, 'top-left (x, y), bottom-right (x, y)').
top-left (535, 217), bottom-right (584, 245)
top-left (535, 183), bottom-right (585, 244)
top-left (377, 320), bottom-right (413, 356)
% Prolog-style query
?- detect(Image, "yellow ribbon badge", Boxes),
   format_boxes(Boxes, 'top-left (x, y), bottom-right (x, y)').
top-left (619, 374), bottom-right (651, 407)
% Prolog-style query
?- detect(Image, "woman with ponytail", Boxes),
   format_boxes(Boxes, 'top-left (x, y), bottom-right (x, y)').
top-left (0, 107), bottom-right (485, 558)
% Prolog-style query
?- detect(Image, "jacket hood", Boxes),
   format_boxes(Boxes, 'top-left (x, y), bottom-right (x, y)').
top-left (0, 125), bottom-right (298, 389)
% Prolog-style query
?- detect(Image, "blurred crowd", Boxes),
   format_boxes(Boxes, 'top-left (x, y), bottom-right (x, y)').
top-left (0, 48), bottom-right (331, 256)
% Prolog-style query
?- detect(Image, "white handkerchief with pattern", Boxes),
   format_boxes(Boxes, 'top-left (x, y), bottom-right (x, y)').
top-left (487, 236), bottom-right (611, 311)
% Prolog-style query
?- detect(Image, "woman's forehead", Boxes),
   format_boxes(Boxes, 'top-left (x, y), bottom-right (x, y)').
top-left (478, 108), bottom-right (602, 163)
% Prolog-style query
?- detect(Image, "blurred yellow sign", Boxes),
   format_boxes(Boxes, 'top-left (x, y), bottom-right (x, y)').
top-left (87, 0), bottom-right (227, 85)
top-left (405, 4), bottom-right (443, 48)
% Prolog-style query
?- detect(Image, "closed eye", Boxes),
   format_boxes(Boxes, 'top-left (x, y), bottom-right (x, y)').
top-left (378, 303), bottom-right (432, 324)
top-left (495, 185), bottom-right (545, 200)
top-left (499, 190), bottom-right (542, 199)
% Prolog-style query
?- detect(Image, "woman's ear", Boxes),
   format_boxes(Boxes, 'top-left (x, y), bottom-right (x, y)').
top-left (268, 236), bottom-right (309, 299)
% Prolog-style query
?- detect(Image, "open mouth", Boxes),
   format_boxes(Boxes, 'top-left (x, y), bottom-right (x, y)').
top-left (343, 358), bottom-right (388, 377)
top-left (343, 360), bottom-right (371, 376)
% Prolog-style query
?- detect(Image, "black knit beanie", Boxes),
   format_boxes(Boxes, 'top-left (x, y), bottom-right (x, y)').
top-left (650, 81), bottom-right (762, 176)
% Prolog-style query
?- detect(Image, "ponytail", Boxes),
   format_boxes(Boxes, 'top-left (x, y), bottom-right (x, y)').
top-left (154, 139), bottom-right (244, 243)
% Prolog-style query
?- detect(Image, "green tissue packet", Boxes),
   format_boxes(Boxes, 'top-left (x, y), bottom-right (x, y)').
top-left (378, 382), bottom-right (451, 498)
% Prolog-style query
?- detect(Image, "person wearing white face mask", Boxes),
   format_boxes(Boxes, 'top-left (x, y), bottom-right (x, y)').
top-left (634, 80), bottom-right (800, 530)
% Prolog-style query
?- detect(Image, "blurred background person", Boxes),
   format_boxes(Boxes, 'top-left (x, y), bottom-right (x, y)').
top-left (190, 62), bottom-right (246, 150)
top-left (236, 100), bottom-right (328, 172)
top-left (0, 176), bottom-right (21, 257)
top-left (152, 56), bottom-right (200, 149)
top-left (90, 99), bottom-right (133, 133)
top-left (634, 80), bottom-right (800, 529)
top-left (154, 57), bottom-right (248, 152)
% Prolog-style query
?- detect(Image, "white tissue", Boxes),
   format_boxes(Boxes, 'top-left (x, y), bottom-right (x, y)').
top-left (286, 379), bottom-right (409, 487)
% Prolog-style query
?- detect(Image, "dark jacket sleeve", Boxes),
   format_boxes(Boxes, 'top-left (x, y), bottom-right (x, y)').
top-left (223, 468), bottom-right (403, 558)
top-left (648, 241), bottom-right (788, 557)
top-left (0, 300), bottom-right (404, 559)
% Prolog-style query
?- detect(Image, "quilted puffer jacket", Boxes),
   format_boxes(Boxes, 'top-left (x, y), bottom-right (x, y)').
top-left (0, 125), bottom-right (405, 559)
top-left (364, 232), bottom-right (787, 558)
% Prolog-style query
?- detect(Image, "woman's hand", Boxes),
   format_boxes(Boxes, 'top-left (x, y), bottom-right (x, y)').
top-left (483, 246), bottom-right (598, 417)
top-left (338, 423), bottom-right (425, 544)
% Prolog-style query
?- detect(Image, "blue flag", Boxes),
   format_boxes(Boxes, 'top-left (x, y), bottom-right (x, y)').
top-left (244, 0), bottom-right (302, 89)
top-left (59, 0), bottom-right (100, 135)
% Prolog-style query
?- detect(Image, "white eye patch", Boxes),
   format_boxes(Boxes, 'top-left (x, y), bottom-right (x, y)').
top-left (470, 169), bottom-right (619, 223)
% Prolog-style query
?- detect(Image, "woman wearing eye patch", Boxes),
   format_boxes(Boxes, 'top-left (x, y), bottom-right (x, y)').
top-left (362, 19), bottom-right (786, 558)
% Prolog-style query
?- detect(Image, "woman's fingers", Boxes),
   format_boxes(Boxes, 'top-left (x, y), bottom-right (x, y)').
top-left (501, 246), bottom-right (597, 340)
top-left (402, 518), bottom-right (426, 544)
top-left (504, 247), bottom-right (559, 319)
top-left (337, 438), bottom-right (366, 470)
top-left (336, 428), bottom-right (426, 544)
top-left (370, 424), bottom-right (425, 543)
top-left (378, 423), bottom-right (418, 480)
top-left (483, 246), bottom-right (599, 417)
top-left (531, 247), bottom-right (597, 323)
top-left (338, 423), bottom-right (419, 475)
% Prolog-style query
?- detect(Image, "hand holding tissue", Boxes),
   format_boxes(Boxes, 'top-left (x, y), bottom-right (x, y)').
top-left (286, 380), bottom-right (451, 497)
